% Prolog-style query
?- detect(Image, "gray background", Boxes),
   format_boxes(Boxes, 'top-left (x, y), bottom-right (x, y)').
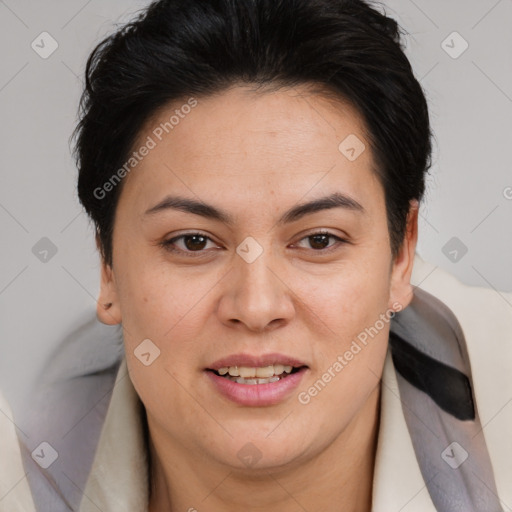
top-left (1, 0), bottom-right (511, 410)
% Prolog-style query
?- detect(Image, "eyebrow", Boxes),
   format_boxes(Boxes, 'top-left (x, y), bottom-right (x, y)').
top-left (144, 192), bottom-right (365, 225)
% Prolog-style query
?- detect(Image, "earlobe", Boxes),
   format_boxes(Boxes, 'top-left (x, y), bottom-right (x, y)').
top-left (96, 260), bottom-right (122, 325)
top-left (389, 200), bottom-right (419, 311)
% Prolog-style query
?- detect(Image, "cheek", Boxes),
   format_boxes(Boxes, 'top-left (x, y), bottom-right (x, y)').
top-left (294, 266), bottom-right (391, 426)
top-left (115, 258), bottom-right (216, 344)
top-left (295, 258), bottom-right (392, 341)
top-left (118, 264), bottom-right (211, 418)
top-left (293, 253), bottom-right (392, 406)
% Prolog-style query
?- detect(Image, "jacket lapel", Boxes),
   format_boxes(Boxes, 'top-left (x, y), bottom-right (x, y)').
top-left (79, 360), bottom-right (148, 512)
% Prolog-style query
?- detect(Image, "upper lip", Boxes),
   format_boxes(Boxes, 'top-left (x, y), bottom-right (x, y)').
top-left (207, 353), bottom-right (308, 371)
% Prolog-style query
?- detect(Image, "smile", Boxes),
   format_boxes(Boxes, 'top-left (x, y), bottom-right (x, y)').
top-left (205, 354), bottom-right (309, 406)
top-left (214, 364), bottom-right (298, 384)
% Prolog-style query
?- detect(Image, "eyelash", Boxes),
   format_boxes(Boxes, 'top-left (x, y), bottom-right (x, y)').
top-left (160, 230), bottom-right (348, 257)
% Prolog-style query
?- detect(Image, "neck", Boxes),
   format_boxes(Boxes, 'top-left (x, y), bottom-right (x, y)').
top-left (148, 383), bottom-right (381, 512)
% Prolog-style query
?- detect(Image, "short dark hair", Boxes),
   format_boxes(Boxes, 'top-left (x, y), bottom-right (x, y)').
top-left (73, 0), bottom-right (432, 267)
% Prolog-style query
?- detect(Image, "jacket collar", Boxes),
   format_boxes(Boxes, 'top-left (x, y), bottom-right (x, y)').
top-left (79, 349), bottom-right (436, 511)
top-left (79, 360), bottom-right (148, 512)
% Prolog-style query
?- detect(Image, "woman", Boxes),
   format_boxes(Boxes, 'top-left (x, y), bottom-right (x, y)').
top-left (3, 0), bottom-right (511, 511)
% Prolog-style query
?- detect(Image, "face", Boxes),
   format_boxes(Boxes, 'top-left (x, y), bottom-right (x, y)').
top-left (98, 85), bottom-right (417, 472)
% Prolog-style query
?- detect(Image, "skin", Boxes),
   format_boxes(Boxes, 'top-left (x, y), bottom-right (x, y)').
top-left (97, 84), bottom-right (418, 512)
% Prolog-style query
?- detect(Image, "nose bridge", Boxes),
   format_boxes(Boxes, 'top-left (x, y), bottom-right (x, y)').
top-left (236, 240), bottom-right (279, 305)
top-left (221, 237), bottom-right (294, 330)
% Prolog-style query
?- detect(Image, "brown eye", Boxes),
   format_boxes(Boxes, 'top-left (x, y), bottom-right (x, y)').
top-left (161, 232), bottom-right (218, 256)
top-left (308, 233), bottom-right (331, 250)
top-left (182, 234), bottom-right (208, 251)
top-left (295, 231), bottom-right (346, 252)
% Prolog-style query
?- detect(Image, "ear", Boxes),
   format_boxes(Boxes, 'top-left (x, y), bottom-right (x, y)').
top-left (388, 200), bottom-right (419, 311)
top-left (95, 235), bottom-right (122, 325)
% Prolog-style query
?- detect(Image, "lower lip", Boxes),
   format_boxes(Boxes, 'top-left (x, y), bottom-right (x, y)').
top-left (205, 368), bottom-right (308, 406)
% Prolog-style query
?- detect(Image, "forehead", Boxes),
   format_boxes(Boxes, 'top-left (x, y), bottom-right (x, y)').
top-left (119, 84), bottom-right (382, 215)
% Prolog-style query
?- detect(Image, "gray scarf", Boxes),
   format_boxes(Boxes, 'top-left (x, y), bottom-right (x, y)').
top-left (390, 287), bottom-right (502, 511)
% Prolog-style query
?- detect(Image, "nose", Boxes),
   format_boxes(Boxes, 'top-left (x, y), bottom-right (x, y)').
top-left (216, 249), bottom-right (295, 333)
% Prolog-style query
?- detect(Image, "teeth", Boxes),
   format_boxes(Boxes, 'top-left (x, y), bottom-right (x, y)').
top-left (236, 377), bottom-right (256, 384)
top-left (272, 364), bottom-right (284, 376)
top-left (240, 367), bottom-right (258, 378)
top-left (217, 364), bottom-right (296, 378)
top-left (255, 366), bottom-right (274, 378)
top-left (230, 375), bottom-right (281, 385)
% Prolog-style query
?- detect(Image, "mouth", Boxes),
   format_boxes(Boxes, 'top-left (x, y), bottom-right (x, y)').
top-left (205, 353), bottom-right (309, 406)
top-left (206, 364), bottom-right (306, 385)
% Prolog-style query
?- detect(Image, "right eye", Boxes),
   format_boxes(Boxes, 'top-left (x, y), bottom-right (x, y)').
top-left (160, 232), bottom-right (221, 256)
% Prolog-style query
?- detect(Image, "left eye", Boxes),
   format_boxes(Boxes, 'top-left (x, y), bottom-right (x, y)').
top-left (161, 231), bottom-right (345, 256)
top-left (293, 232), bottom-right (345, 251)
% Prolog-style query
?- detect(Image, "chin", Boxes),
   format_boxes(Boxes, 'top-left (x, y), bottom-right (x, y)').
top-left (208, 430), bottom-right (313, 473)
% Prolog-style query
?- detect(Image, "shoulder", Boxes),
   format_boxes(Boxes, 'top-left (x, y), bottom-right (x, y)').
top-left (0, 389), bottom-right (36, 511)
top-left (410, 254), bottom-right (512, 504)
top-left (410, 254), bottom-right (512, 389)
top-left (10, 309), bottom-right (124, 512)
